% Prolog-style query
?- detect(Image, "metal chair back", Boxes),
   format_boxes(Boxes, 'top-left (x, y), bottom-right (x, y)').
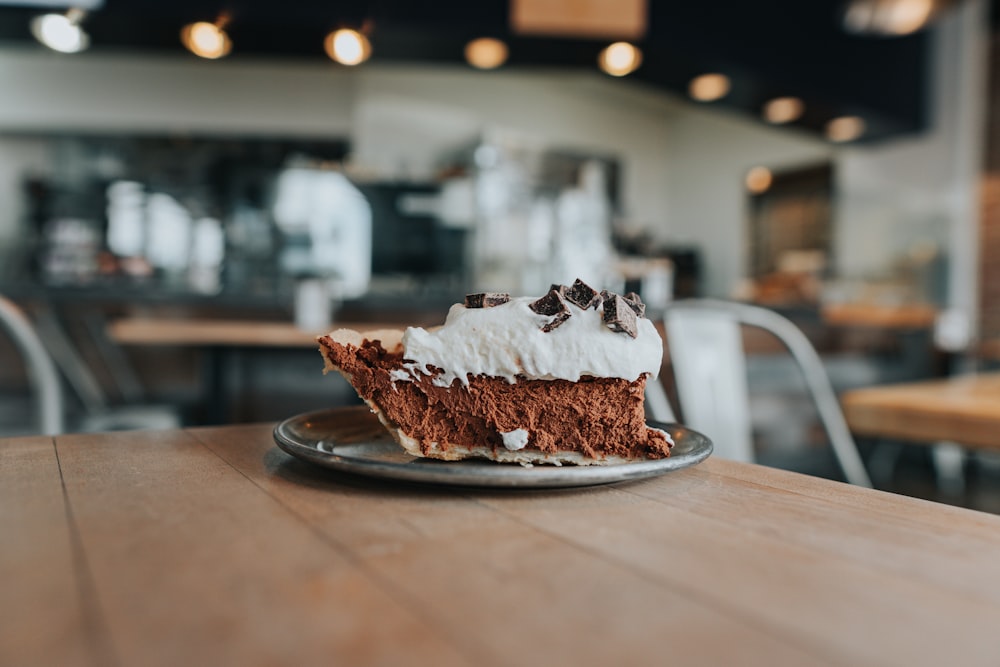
top-left (659, 299), bottom-right (872, 487)
top-left (0, 296), bottom-right (64, 435)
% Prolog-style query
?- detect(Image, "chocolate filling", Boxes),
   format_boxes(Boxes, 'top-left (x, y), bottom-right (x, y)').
top-left (320, 336), bottom-right (671, 461)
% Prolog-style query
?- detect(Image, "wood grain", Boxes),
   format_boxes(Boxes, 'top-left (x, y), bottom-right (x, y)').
top-left (193, 423), bottom-right (828, 666)
top-left (51, 428), bottom-right (469, 667)
top-left (842, 372), bottom-right (1000, 449)
top-left (0, 436), bottom-right (95, 667)
top-left (475, 460), bottom-right (1000, 666)
top-left (8, 419), bottom-right (1000, 666)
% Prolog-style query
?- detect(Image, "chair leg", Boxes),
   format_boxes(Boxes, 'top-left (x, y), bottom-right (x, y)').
top-left (931, 441), bottom-right (966, 497)
top-left (867, 439), bottom-right (903, 489)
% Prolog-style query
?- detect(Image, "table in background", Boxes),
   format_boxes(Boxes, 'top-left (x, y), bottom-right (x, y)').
top-left (820, 302), bottom-right (938, 330)
top-left (107, 317), bottom-right (430, 423)
top-left (841, 372), bottom-right (1000, 450)
top-left (106, 317), bottom-right (409, 348)
top-left (6, 419), bottom-right (1000, 666)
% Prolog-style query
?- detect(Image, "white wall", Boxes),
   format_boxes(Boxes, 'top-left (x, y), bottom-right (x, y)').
top-left (662, 110), bottom-right (830, 297)
top-left (0, 136), bottom-right (50, 244)
top-left (835, 0), bottom-right (987, 324)
top-left (0, 48), bottom-right (358, 242)
top-left (0, 48), bottom-right (356, 135)
top-left (0, 49), bottom-right (676, 243)
top-left (0, 19), bottom-right (986, 311)
top-left (350, 66), bottom-right (676, 225)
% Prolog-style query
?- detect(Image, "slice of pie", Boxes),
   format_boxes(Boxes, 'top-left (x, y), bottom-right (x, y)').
top-left (318, 280), bottom-right (672, 465)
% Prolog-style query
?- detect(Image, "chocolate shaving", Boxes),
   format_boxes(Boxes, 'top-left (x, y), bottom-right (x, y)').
top-left (530, 289), bottom-right (572, 332)
top-left (465, 292), bottom-right (510, 308)
top-left (548, 284), bottom-right (571, 303)
top-left (602, 292), bottom-right (638, 338)
top-left (541, 311), bottom-right (572, 332)
top-left (529, 289), bottom-right (566, 316)
top-left (622, 291), bottom-right (646, 318)
top-left (564, 279), bottom-right (602, 310)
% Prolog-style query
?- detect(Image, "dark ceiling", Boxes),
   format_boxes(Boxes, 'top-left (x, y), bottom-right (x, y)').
top-left (0, 0), bottom-right (943, 143)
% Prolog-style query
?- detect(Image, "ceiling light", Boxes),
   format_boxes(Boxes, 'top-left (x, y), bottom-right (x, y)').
top-left (842, 0), bottom-right (935, 36)
top-left (745, 167), bottom-right (773, 194)
top-left (763, 97), bottom-right (805, 124)
top-left (180, 17), bottom-right (232, 60)
top-left (598, 42), bottom-right (642, 77)
top-left (826, 116), bottom-right (866, 142)
top-left (30, 8), bottom-right (89, 54)
top-left (325, 28), bottom-right (372, 66)
top-left (688, 73), bottom-right (731, 102)
top-left (465, 37), bottom-right (508, 70)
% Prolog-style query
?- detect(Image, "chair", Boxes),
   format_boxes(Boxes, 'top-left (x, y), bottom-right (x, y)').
top-left (0, 296), bottom-right (64, 435)
top-left (647, 299), bottom-right (872, 488)
top-left (0, 295), bottom-right (181, 436)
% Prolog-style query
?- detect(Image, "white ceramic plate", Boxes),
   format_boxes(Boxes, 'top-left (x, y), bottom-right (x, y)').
top-left (273, 405), bottom-right (713, 489)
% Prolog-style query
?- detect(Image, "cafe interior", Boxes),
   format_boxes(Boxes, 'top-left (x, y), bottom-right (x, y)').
top-left (1, 0), bottom-right (999, 509)
top-left (10, 3), bottom-right (1000, 665)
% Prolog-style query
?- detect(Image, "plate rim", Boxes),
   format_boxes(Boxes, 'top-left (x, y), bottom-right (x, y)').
top-left (273, 407), bottom-right (713, 489)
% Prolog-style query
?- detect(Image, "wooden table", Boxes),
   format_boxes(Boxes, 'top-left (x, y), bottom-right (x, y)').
top-left (106, 318), bottom-right (426, 424)
top-left (6, 414), bottom-right (1000, 666)
top-left (107, 318), bottom-right (407, 348)
top-left (820, 302), bottom-right (938, 329)
top-left (841, 372), bottom-right (1000, 450)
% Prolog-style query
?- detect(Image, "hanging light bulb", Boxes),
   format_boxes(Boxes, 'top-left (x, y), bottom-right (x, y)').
top-left (745, 167), bottom-right (773, 194)
top-left (598, 42), bottom-right (642, 77)
top-left (30, 8), bottom-right (89, 54)
top-left (826, 116), bottom-right (866, 142)
top-left (325, 28), bottom-right (372, 66)
top-left (842, 0), bottom-right (935, 36)
top-left (465, 37), bottom-right (508, 70)
top-left (181, 14), bottom-right (232, 60)
top-left (762, 97), bottom-right (805, 124)
top-left (688, 73), bottom-right (731, 102)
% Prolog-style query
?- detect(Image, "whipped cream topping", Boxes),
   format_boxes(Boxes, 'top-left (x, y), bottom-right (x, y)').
top-left (399, 296), bottom-right (663, 386)
top-left (501, 429), bottom-right (530, 451)
top-left (652, 428), bottom-right (675, 448)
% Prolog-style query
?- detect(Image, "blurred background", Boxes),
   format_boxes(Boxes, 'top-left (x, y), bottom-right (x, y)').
top-left (1, 0), bottom-right (998, 502)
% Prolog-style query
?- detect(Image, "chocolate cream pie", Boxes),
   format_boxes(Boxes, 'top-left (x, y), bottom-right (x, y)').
top-left (318, 279), bottom-right (673, 465)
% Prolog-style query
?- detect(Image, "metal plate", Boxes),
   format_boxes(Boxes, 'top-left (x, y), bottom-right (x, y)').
top-left (273, 406), bottom-right (713, 489)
